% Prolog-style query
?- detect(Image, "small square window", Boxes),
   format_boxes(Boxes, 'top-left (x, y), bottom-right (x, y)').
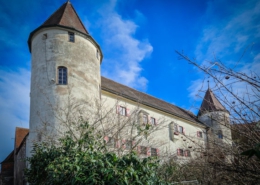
top-left (125, 140), bottom-right (132, 150)
top-left (118, 106), bottom-right (126, 116)
top-left (185, 150), bottom-right (191, 157)
top-left (107, 137), bottom-right (114, 147)
top-left (151, 148), bottom-right (157, 156)
top-left (150, 117), bottom-right (156, 125)
top-left (197, 131), bottom-right (203, 138)
top-left (68, 32), bottom-right (75, 42)
top-left (177, 149), bottom-right (184, 156)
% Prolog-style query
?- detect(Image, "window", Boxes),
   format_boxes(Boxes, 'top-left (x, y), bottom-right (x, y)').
top-left (151, 148), bottom-right (157, 156)
top-left (96, 49), bottom-right (100, 59)
top-left (179, 126), bottom-right (183, 133)
top-left (143, 114), bottom-right (148, 124)
top-left (177, 149), bottom-right (184, 156)
top-left (118, 106), bottom-right (126, 116)
top-left (125, 140), bottom-right (132, 150)
top-left (58, 67), bottom-right (67, 85)
top-left (68, 32), bottom-right (75, 42)
top-left (140, 146), bottom-right (147, 155)
top-left (105, 137), bottom-right (114, 147)
top-left (218, 130), bottom-right (223, 139)
top-left (197, 131), bottom-right (203, 138)
top-left (185, 150), bottom-right (191, 157)
top-left (150, 117), bottom-right (156, 125)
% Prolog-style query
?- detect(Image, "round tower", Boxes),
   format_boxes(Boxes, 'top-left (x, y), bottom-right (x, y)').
top-left (26, 1), bottom-right (103, 156)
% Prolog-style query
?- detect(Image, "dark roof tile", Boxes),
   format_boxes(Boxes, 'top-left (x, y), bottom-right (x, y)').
top-left (198, 88), bottom-right (228, 116)
top-left (101, 77), bottom-right (202, 124)
top-left (42, 1), bottom-right (88, 34)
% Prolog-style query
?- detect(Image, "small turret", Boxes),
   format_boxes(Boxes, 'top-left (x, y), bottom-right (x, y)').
top-left (198, 88), bottom-right (232, 161)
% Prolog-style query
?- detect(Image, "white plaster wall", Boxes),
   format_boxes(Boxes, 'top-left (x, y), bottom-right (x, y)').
top-left (199, 111), bottom-right (232, 142)
top-left (101, 91), bottom-right (207, 161)
top-left (27, 27), bottom-right (101, 157)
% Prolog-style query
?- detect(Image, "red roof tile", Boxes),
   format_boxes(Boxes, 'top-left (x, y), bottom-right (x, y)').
top-left (198, 88), bottom-right (228, 116)
top-left (15, 127), bottom-right (29, 150)
top-left (41, 1), bottom-right (88, 34)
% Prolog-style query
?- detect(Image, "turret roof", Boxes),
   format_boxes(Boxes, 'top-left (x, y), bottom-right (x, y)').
top-left (198, 88), bottom-right (228, 116)
top-left (28, 1), bottom-right (90, 52)
top-left (41, 1), bottom-right (88, 34)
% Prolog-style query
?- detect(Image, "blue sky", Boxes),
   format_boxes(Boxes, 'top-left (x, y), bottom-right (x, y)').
top-left (0, 0), bottom-right (259, 162)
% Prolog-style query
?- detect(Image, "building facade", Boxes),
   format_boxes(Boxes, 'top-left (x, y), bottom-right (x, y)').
top-left (1, 1), bottom-right (232, 184)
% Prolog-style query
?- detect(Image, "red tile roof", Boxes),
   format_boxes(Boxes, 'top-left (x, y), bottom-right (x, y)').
top-left (15, 127), bottom-right (29, 150)
top-left (41, 1), bottom-right (88, 34)
top-left (198, 88), bottom-right (228, 116)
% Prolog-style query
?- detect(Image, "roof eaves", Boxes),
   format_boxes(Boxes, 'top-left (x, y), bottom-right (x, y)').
top-left (27, 25), bottom-right (103, 62)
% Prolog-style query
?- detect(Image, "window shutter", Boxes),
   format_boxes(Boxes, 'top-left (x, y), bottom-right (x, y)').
top-left (183, 127), bottom-right (185, 135)
top-left (147, 147), bottom-right (151, 156)
top-left (184, 151), bottom-right (187, 157)
top-left (137, 146), bottom-right (141, 154)
top-left (148, 115), bottom-right (151, 125)
top-left (122, 140), bottom-right (126, 149)
top-left (126, 108), bottom-right (130, 117)
top-left (156, 148), bottom-right (160, 156)
top-left (177, 149), bottom-right (180, 156)
top-left (115, 140), bottom-right (120, 148)
top-left (104, 136), bottom-right (109, 143)
top-left (116, 105), bottom-right (120, 114)
top-left (154, 118), bottom-right (157, 125)
top-left (197, 131), bottom-right (199, 137)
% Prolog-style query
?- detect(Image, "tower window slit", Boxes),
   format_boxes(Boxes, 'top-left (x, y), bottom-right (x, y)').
top-left (68, 32), bottom-right (75, 42)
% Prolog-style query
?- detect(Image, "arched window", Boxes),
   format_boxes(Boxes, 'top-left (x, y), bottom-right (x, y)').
top-left (58, 66), bottom-right (67, 85)
top-left (217, 130), bottom-right (223, 139)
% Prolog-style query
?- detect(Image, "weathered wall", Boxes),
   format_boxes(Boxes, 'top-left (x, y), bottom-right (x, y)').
top-left (199, 111), bottom-right (232, 162)
top-left (27, 27), bottom-right (101, 157)
top-left (199, 111), bottom-right (232, 142)
top-left (101, 91), bottom-right (207, 161)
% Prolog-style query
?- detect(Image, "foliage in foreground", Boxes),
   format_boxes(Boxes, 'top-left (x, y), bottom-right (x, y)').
top-left (25, 123), bottom-right (169, 185)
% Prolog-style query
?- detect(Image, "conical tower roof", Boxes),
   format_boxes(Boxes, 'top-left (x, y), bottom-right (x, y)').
top-left (28, 1), bottom-right (90, 52)
top-left (198, 88), bottom-right (228, 116)
top-left (41, 1), bottom-right (88, 34)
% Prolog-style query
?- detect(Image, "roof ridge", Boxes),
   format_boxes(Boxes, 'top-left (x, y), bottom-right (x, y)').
top-left (67, 2), bottom-right (88, 34)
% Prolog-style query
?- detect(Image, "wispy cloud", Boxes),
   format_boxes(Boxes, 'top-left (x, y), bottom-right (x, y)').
top-left (188, 0), bottom-right (260, 111)
top-left (0, 68), bottom-right (30, 162)
top-left (195, 0), bottom-right (260, 65)
top-left (98, 0), bottom-right (153, 91)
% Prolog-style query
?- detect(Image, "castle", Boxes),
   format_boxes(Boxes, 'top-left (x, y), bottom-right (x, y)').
top-left (0, 1), bottom-right (232, 185)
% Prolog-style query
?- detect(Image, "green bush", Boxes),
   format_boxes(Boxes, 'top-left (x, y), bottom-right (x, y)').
top-left (25, 123), bottom-right (170, 185)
